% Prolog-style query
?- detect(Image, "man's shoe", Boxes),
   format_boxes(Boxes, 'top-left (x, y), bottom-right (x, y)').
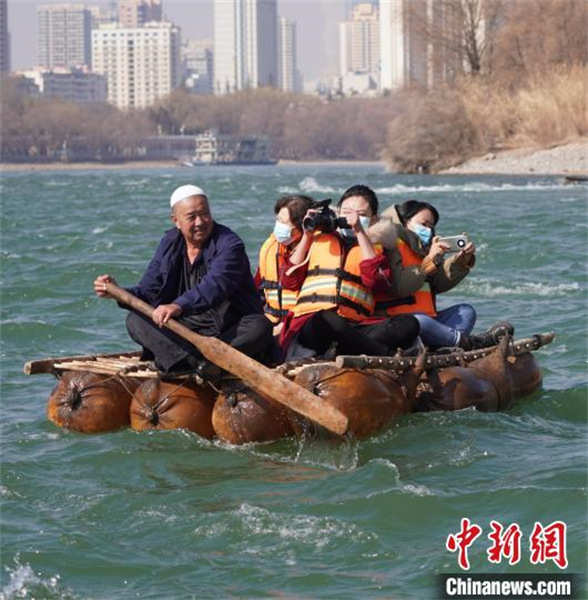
top-left (195, 360), bottom-right (225, 384)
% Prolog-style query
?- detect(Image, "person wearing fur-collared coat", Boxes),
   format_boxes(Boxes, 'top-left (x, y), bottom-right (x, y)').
top-left (379, 200), bottom-right (512, 350)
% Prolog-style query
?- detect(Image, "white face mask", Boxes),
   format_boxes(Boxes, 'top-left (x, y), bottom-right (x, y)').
top-left (273, 220), bottom-right (294, 245)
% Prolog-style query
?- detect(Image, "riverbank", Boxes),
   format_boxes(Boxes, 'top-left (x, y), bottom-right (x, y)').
top-left (0, 159), bottom-right (386, 173)
top-left (0, 160), bottom-right (180, 172)
top-left (2, 141), bottom-right (586, 176)
top-left (441, 139), bottom-right (588, 176)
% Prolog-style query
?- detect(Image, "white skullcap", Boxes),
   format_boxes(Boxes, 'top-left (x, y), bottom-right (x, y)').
top-left (170, 184), bottom-right (207, 208)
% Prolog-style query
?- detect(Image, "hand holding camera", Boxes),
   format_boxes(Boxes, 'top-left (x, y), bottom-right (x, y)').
top-left (302, 199), bottom-right (349, 233)
top-left (428, 233), bottom-right (475, 265)
top-left (437, 234), bottom-right (469, 253)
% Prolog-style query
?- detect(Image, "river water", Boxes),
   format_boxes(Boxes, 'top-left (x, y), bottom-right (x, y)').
top-left (1, 165), bottom-right (586, 599)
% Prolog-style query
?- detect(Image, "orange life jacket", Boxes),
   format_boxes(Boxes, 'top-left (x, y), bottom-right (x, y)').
top-left (373, 238), bottom-right (437, 317)
top-left (258, 235), bottom-right (298, 324)
top-left (292, 233), bottom-right (379, 322)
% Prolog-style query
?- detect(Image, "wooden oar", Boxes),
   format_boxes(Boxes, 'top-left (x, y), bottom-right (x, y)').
top-left (105, 283), bottom-right (349, 436)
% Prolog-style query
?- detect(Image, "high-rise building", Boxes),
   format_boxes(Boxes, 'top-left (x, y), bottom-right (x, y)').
top-left (182, 39), bottom-right (213, 95)
top-left (380, 0), bottom-right (482, 93)
top-left (118, 0), bottom-right (162, 28)
top-left (379, 0), bottom-right (427, 92)
top-left (213, 0), bottom-right (277, 95)
top-left (88, 2), bottom-right (118, 29)
top-left (92, 21), bottom-right (180, 109)
top-left (19, 67), bottom-right (107, 103)
top-left (37, 3), bottom-right (93, 69)
top-left (0, 0), bottom-right (10, 73)
top-left (277, 17), bottom-right (299, 92)
top-left (339, 3), bottom-right (379, 78)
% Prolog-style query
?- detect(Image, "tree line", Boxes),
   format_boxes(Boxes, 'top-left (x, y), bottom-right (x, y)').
top-left (1, 0), bottom-right (586, 170)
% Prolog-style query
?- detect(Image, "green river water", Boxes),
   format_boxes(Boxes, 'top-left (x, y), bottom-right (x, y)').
top-left (1, 165), bottom-right (586, 599)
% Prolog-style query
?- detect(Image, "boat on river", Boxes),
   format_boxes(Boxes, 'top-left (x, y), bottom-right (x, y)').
top-left (25, 331), bottom-right (553, 444)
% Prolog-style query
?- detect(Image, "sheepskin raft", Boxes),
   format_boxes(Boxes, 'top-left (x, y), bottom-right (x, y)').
top-left (24, 332), bottom-right (553, 443)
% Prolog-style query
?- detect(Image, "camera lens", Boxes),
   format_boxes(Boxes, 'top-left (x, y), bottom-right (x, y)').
top-left (458, 238), bottom-right (466, 248)
top-left (302, 215), bottom-right (316, 231)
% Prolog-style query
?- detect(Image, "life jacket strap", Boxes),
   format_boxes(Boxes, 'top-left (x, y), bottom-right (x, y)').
top-left (306, 265), bottom-right (362, 285)
top-left (295, 293), bottom-right (372, 317)
top-left (375, 295), bottom-right (416, 309)
top-left (264, 304), bottom-right (289, 318)
top-left (259, 279), bottom-right (281, 291)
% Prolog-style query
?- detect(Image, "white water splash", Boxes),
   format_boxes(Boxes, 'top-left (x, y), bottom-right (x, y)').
top-left (464, 280), bottom-right (582, 298)
top-left (235, 503), bottom-right (377, 549)
top-left (399, 483), bottom-right (432, 497)
top-left (294, 433), bottom-right (359, 471)
top-left (375, 181), bottom-right (571, 196)
top-left (299, 176), bottom-right (337, 194)
top-left (0, 559), bottom-right (66, 600)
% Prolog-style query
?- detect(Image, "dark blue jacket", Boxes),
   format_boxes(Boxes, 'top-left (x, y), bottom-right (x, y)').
top-left (127, 223), bottom-right (263, 318)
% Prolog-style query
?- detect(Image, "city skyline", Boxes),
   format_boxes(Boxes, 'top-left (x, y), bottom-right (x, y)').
top-left (6, 0), bottom-right (347, 80)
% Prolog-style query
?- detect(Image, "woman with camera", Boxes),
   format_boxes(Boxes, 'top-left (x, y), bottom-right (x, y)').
top-left (378, 199), bottom-right (512, 350)
top-left (278, 185), bottom-right (419, 360)
top-left (256, 194), bottom-right (315, 331)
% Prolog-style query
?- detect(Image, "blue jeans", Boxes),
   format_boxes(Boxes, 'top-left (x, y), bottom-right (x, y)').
top-left (414, 303), bottom-right (476, 348)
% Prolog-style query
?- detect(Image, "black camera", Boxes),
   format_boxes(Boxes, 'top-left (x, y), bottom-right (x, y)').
top-left (302, 199), bottom-right (350, 233)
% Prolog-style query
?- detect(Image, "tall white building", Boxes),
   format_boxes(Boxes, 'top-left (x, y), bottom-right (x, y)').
top-left (213, 0), bottom-right (278, 95)
top-left (379, 0), bottom-right (428, 92)
top-left (92, 21), bottom-right (180, 109)
top-left (37, 3), bottom-right (93, 69)
top-left (277, 17), bottom-right (299, 92)
top-left (380, 0), bottom-right (480, 93)
top-left (339, 3), bottom-right (379, 78)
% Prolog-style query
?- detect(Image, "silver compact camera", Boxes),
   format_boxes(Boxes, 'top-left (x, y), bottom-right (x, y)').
top-left (438, 234), bottom-right (469, 252)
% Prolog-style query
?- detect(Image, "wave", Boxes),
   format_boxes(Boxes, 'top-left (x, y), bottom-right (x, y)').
top-left (375, 182), bottom-right (570, 195)
top-left (276, 186), bottom-right (300, 194)
top-left (462, 280), bottom-right (582, 297)
top-left (298, 176), bottom-right (337, 194)
top-left (233, 503), bottom-right (377, 548)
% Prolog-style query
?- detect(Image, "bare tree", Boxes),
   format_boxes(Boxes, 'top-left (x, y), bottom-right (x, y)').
top-left (408, 0), bottom-right (504, 78)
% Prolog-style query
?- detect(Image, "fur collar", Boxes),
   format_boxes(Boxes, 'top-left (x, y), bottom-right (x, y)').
top-left (367, 215), bottom-right (397, 249)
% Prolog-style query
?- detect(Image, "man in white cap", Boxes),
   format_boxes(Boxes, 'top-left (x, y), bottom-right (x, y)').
top-left (94, 184), bottom-right (273, 377)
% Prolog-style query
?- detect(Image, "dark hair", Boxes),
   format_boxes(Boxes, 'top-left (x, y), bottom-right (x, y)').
top-left (274, 194), bottom-right (315, 229)
top-left (338, 184), bottom-right (379, 216)
top-left (397, 200), bottom-right (440, 226)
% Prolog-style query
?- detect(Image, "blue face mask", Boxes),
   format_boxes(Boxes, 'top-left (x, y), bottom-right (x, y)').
top-left (273, 220), bottom-right (294, 245)
top-left (339, 216), bottom-right (371, 239)
top-left (410, 222), bottom-right (433, 246)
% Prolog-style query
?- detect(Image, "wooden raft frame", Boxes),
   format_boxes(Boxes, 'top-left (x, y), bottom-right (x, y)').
top-left (23, 332), bottom-right (554, 382)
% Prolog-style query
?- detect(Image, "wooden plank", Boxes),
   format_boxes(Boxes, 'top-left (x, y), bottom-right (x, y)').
top-left (24, 350), bottom-right (142, 375)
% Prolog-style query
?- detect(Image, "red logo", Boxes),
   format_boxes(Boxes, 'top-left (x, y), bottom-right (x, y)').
top-left (446, 518), bottom-right (483, 570)
top-left (487, 520), bottom-right (522, 565)
top-left (529, 521), bottom-right (568, 569)
top-left (446, 519), bottom-right (568, 570)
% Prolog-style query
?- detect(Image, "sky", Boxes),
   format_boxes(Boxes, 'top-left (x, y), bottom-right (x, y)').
top-left (7, 0), bottom-right (349, 80)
